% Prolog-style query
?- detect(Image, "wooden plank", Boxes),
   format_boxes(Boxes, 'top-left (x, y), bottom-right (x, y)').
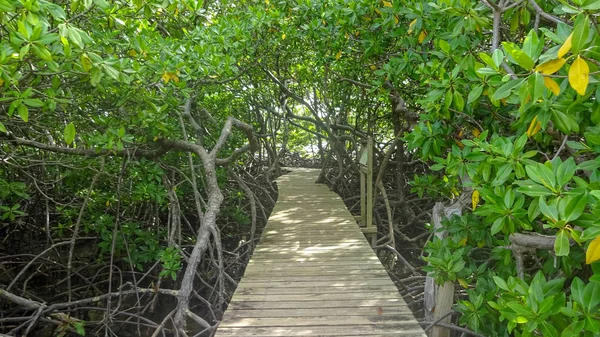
top-left (242, 268), bottom-right (389, 277)
top-left (238, 279), bottom-right (394, 288)
top-left (232, 274), bottom-right (395, 283)
top-left (218, 316), bottom-right (422, 327)
top-left (215, 325), bottom-right (426, 337)
top-left (222, 306), bottom-right (414, 318)
top-left (231, 292), bottom-right (403, 302)
top-left (227, 299), bottom-right (408, 310)
top-left (249, 256), bottom-right (381, 262)
top-left (234, 285), bottom-right (400, 295)
top-left (247, 260), bottom-right (383, 266)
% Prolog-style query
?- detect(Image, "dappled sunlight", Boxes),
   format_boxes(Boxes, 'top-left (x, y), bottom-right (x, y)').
top-left (216, 168), bottom-right (425, 337)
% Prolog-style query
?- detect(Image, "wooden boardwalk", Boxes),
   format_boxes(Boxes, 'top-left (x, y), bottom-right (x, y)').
top-left (215, 168), bottom-right (426, 337)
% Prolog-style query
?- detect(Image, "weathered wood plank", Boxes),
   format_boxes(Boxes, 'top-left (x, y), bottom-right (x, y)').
top-left (218, 316), bottom-right (421, 327)
top-left (215, 325), bottom-right (426, 337)
top-left (234, 285), bottom-right (400, 295)
top-left (227, 298), bottom-right (408, 310)
top-left (238, 279), bottom-right (394, 288)
top-left (222, 306), bottom-right (414, 318)
top-left (230, 292), bottom-right (403, 302)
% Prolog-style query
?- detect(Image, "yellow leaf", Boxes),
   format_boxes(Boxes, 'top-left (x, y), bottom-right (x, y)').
top-left (558, 33), bottom-right (572, 58)
top-left (408, 19), bottom-right (417, 34)
top-left (370, 65), bottom-right (377, 70)
top-left (375, 8), bottom-right (381, 15)
top-left (161, 72), bottom-right (171, 83)
top-left (394, 15), bottom-right (399, 25)
top-left (459, 238), bottom-right (467, 246)
top-left (568, 56), bottom-right (590, 96)
top-left (105, 200), bottom-right (110, 207)
top-left (281, 33), bottom-right (286, 40)
top-left (536, 58), bottom-right (566, 75)
top-left (128, 49), bottom-right (138, 57)
top-left (586, 235), bottom-right (600, 264)
top-left (472, 128), bottom-right (481, 138)
top-left (526, 115), bottom-right (542, 137)
top-left (161, 72), bottom-right (178, 83)
top-left (382, 0), bottom-right (393, 7)
top-left (336, 50), bottom-right (342, 60)
top-left (472, 190), bottom-right (480, 211)
top-left (457, 278), bottom-right (469, 288)
top-left (80, 54), bottom-right (91, 72)
top-left (526, 115), bottom-right (538, 137)
top-left (418, 30), bottom-right (427, 43)
top-left (0, 78), bottom-right (4, 86)
top-left (543, 77), bottom-right (560, 96)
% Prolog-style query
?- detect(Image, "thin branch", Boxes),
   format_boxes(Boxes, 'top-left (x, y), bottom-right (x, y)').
top-left (528, 0), bottom-right (567, 25)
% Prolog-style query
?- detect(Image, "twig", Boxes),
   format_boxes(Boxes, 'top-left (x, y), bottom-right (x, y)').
top-left (420, 321), bottom-right (489, 337)
top-left (552, 135), bottom-right (568, 160)
top-left (424, 310), bottom-right (455, 332)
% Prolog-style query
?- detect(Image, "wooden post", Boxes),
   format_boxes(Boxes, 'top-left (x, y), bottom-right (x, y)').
top-left (358, 137), bottom-right (376, 246)
top-left (360, 166), bottom-right (366, 226)
top-left (424, 202), bottom-right (459, 337)
top-left (366, 137), bottom-right (375, 246)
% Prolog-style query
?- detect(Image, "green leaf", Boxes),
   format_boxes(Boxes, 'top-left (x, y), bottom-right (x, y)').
top-left (491, 216), bottom-right (505, 235)
top-left (32, 45), bottom-right (53, 61)
top-left (516, 184), bottom-right (552, 197)
top-left (503, 42), bottom-right (534, 70)
top-left (0, 122), bottom-right (6, 133)
top-left (467, 85), bottom-right (484, 103)
top-left (93, 0), bottom-right (110, 9)
top-left (551, 109), bottom-right (578, 134)
top-left (531, 72), bottom-right (546, 102)
top-left (539, 197), bottom-right (559, 222)
top-left (493, 276), bottom-right (509, 291)
top-left (479, 52), bottom-right (495, 68)
top-left (492, 79), bottom-right (523, 100)
top-left (564, 195), bottom-right (587, 222)
top-left (492, 49), bottom-right (504, 68)
top-left (23, 98), bottom-right (43, 108)
top-left (18, 104), bottom-right (28, 122)
top-left (556, 157), bottom-right (576, 187)
top-left (582, 0), bottom-right (600, 9)
top-left (476, 67), bottom-right (497, 76)
top-left (73, 321), bottom-right (85, 336)
top-left (535, 163), bottom-right (556, 189)
top-left (45, 3), bottom-right (67, 20)
top-left (583, 280), bottom-right (600, 312)
top-left (571, 15), bottom-right (590, 55)
top-left (67, 26), bottom-right (84, 48)
top-left (64, 122), bottom-right (76, 145)
top-left (453, 90), bottom-right (465, 111)
top-left (555, 229), bottom-right (570, 256)
top-left (0, 0), bottom-right (16, 11)
top-left (522, 30), bottom-right (543, 61)
top-left (103, 64), bottom-right (120, 81)
top-left (492, 164), bottom-right (512, 186)
top-left (438, 39), bottom-right (450, 53)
